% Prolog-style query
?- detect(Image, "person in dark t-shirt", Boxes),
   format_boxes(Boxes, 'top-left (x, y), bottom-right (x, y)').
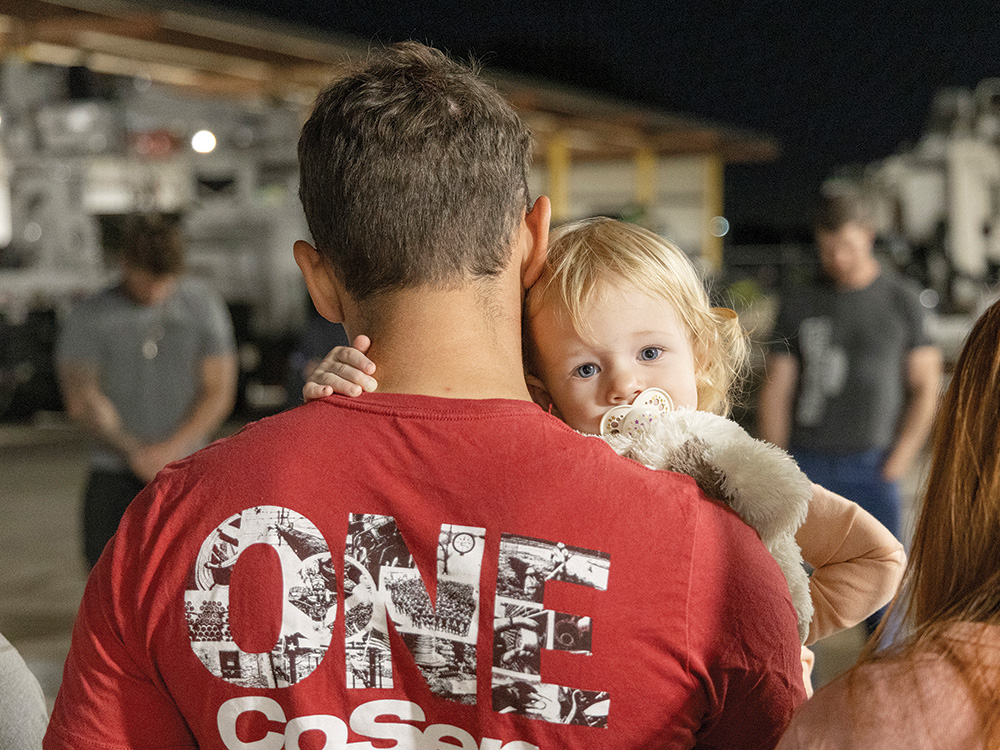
top-left (758, 190), bottom-right (942, 631)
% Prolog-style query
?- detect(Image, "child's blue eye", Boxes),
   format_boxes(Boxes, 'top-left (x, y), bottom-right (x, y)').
top-left (574, 363), bottom-right (599, 378)
top-left (640, 347), bottom-right (662, 361)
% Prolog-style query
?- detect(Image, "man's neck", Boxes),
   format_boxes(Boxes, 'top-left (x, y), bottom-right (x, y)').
top-left (836, 257), bottom-right (881, 291)
top-left (352, 287), bottom-right (532, 401)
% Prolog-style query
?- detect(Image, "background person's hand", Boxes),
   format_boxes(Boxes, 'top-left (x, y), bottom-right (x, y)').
top-left (302, 335), bottom-right (378, 400)
top-left (880, 453), bottom-right (908, 483)
top-left (129, 441), bottom-right (186, 483)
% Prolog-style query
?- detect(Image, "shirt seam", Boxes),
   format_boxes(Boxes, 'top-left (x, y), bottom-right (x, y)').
top-left (316, 396), bottom-right (575, 427)
top-left (683, 496), bottom-right (699, 683)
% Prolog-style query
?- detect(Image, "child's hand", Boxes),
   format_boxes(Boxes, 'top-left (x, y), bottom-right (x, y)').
top-left (302, 335), bottom-right (378, 400)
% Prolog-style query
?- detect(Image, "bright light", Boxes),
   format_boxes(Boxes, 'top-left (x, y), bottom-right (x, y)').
top-left (191, 130), bottom-right (217, 153)
top-left (709, 216), bottom-right (730, 237)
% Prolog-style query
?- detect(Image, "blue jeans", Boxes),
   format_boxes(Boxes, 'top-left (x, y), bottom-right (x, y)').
top-left (791, 448), bottom-right (901, 635)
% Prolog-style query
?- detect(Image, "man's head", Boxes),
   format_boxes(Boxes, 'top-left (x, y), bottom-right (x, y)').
top-left (296, 42), bottom-right (535, 326)
top-left (119, 215), bottom-right (183, 306)
top-left (814, 191), bottom-right (879, 289)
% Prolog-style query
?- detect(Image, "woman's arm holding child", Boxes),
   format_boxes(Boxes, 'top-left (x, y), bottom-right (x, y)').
top-left (797, 483), bottom-right (906, 645)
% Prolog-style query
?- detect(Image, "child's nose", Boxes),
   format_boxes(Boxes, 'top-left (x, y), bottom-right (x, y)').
top-left (607, 372), bottom-right (642, 404)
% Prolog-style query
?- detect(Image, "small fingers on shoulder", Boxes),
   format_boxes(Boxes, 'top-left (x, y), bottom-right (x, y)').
top-left (307, 362), bottom-right (377, 397)
top-left (351, 334), bottom-right (372, 354)
top-left (302, 380), bottom-right (335, 401)
top-left (333, 345), bottom-right (376, 375)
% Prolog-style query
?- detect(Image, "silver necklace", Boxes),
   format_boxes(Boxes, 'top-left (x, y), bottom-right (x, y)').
top-left (143, 323), bottom-right (165, 360)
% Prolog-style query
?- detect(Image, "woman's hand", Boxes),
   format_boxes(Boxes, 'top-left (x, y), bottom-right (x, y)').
top-left (302, 335), bottom-right (379, 400)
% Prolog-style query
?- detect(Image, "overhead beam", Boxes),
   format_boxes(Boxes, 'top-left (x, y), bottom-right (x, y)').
top-left (28, 11), bottom-right (160, 44)
top-left (0, 1), bottom-right (779, 164)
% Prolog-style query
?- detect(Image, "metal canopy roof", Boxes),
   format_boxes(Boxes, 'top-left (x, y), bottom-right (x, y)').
top-left (0, 0), bottom-right (778, 163)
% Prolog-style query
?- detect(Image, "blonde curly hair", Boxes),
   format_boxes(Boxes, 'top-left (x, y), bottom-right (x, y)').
top-left (525, 217), bottom-right (748, 416)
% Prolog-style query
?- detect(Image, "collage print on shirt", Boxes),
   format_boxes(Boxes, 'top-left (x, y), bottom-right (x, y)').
top-left (185, 505), bottom-right (337, 689)
top-left (182, 506), bottom-right (612, 727)
top-left (493, 534), bottom-right (611, 727)
top-left (344, 515), bottom-right (484, 702)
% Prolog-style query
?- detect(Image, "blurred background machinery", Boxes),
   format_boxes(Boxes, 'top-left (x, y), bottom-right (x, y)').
top-left (831, 78), bottom-right (1000, 317)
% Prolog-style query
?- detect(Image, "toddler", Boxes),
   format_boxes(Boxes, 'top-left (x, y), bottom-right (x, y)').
top-left (305, 217), bottom-right (905, 694)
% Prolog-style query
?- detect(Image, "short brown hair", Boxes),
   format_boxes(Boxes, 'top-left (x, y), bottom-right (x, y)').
top-left (298, 42), bottom-right (531, 302)
top-left (120, 214), bottom-right (184, 276)
top-left (814, 189), bottom-right (874, 233)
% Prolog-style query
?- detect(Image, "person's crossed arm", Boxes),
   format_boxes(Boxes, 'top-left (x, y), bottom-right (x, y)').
top-left (59, 352), bottom-right (237, 482)
top-left (135, 352), bottom-right (237, 480)
top-left (59, 360), bottom-right (143, 461)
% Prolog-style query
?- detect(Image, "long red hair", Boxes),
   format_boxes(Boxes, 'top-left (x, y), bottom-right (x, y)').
top-left (858, 297), bottom-right (1000, 736)
top-left (903, 299), bottom-right (1000, 630)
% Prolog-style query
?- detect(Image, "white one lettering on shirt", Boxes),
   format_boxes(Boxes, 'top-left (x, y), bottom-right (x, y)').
top-left (187, 508), bottom-right (611, 730)
top-left (216, 696), bottom-right (540, 750)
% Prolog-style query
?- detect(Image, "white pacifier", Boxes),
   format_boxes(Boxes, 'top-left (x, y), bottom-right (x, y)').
top-left (599, 387), bottom-right (674, 438)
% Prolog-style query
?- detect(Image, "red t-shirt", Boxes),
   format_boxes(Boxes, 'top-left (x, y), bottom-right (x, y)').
top-left (46, 394), bottom-right (804, 750)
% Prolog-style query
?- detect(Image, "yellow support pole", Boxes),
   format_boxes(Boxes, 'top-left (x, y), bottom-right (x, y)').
top-left (702, 154), bottom-right (724, 273)
top-left (546, 132), bottom-right (571, 223)
top-left (635, 146), bottom-right (657, 211)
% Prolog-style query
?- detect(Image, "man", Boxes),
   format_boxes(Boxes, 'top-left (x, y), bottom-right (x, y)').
top-left (56, 215), bottom-right (238, 568)
top-left (0, 631), bottom-right (48, 748)
top-left (46, 44), bottom-right (803, 750)
top-left (758, 190), bottom-right (942, 628)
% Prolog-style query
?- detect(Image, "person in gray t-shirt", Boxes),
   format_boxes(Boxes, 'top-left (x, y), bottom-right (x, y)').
top-left (757, 190), bottom-right (942, 632)
top-left (0, 631), bottom-right (47, 749)
top-left (56, 216), bottom-right (237, 568)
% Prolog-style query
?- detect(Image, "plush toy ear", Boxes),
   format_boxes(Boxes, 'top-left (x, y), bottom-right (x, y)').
top-left (525, 374), bottom-right (561, 418)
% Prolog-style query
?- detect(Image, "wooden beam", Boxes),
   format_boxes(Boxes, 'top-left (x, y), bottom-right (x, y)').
top-left (22, 41), bottom-right (272, 99)
top-left (635, 146), bottom-right (657, 208)
top-left (701, 154), bottom-right (725, 273)
top-left (73, 31), bottom-right (274, 80)
top-left (157, 9), bottom-right (359, 66)
top-left (718, 138), bottom-right (780, 164)
top-left (0, 12), bottom-right (40, 55)
top-left (29, 11), bottom-right (160, 45)
top-left (1, 1), bottom-right (779, 163)
top-left (649, 129), bottom-right (721, 154)
top-left (546, 132), bottom-right (571, 223)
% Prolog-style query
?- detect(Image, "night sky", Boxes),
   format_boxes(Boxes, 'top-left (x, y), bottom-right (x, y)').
top-left (211, 1), bottom-right (1000, 236)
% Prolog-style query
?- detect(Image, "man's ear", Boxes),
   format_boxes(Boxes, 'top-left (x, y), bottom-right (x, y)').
top-left (862, 225), bottom-right (877, 250)
top-left (520, 195), bottom-right (551, 290)
top-left (525, 373), bottom-right (560, 418)
top-left (294, 240), bottom-right (346, 323)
